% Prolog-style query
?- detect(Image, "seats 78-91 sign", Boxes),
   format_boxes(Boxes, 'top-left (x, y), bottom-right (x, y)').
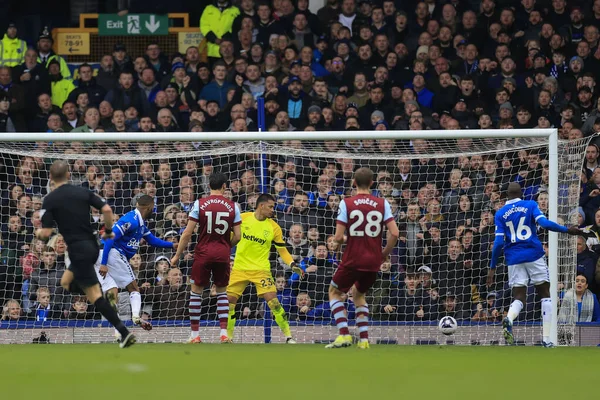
top-left (98, 14), bottom-right (168, 36)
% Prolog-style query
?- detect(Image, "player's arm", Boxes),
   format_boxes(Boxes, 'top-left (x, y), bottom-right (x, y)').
top-left (382, 199), bottom-right (400, 260)
top-left (273, 222), bottom-right (303, 277)
top-left (37, 197), bottom-right (55, 241)
top-left (144, 231), bottom-right (177, 249)
top-left (100, 217), bottom-right (128, 266)
top-left (172, 220), bottom-right (196, 266)
top-left (230, 203), bottom-right (242, 247)
top-left (333, 199), bottom-right (348, 248)
top-left (172, 200), bottom-right (199, 266)
top-left (533, 203), bottom-right (584, 235)
top-left (88, 190), bottom-right (114, 237)
top-left (488, 214), bottom-right (506, 286)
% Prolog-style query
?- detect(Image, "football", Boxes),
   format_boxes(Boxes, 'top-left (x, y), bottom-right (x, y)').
top-left (438, 316), bottom-right (458, 336)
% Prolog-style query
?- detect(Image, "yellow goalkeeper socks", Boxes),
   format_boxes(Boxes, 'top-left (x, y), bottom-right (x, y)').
top-left (227, 304), bottom-right (236, 339)
top-left (267, 298), bottom-right (292, 338)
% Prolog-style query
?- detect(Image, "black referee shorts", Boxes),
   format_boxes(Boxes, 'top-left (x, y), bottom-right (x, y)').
top-left (67, 240), bottom-right (100, 289)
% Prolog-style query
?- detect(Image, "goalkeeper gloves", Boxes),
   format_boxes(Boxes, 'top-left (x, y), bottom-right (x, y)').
top-left (291, 262), bottom-right (304, 279)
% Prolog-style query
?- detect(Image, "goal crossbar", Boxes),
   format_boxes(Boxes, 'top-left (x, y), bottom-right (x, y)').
top-left (0, 129), bottom-right (556, 142)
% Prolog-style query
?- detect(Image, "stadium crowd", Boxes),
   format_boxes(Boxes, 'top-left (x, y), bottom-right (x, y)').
top-left (1, 0), bottom-right (600, 326)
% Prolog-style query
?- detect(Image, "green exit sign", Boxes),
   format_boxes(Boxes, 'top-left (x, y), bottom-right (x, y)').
top-left (98, 14), bottom-right (168, 36)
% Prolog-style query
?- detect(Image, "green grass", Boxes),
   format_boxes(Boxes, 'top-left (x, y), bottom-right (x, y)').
top-left (1, 344), bottom-right (598, 400)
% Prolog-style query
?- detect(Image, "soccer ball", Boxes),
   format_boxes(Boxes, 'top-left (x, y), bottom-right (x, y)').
top-left (438, 316), bottom-right (458, 336)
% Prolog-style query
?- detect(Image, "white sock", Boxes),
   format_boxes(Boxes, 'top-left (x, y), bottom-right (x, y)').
top-left (130, 291), bottom-right (141, 319)
top-left (191, 330), bottom-right (200, 339)
top-left (541, 297), bottom-right (552, 343)
top-left (507, 300), bottom-right (523, 323)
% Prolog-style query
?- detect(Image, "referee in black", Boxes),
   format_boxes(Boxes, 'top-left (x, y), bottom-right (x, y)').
top-left (36, 160), bottom-right (136, 348)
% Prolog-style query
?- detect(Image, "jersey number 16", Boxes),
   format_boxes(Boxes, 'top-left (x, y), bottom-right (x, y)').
top-left (506, 216), bottom-right (532, 243)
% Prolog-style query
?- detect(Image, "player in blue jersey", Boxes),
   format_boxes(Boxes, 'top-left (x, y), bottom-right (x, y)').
top-left (488, 183), bottom-right (586, 347)
top-left (95, 195), bottom-right (176, 331)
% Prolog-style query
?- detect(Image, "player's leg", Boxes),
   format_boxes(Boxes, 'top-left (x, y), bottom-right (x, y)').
top-left (530, 257), bottom-right (553, 346)
top-left (188, 258), bottom-right (211, 343)
top-left (504, 264), bottom-right (528, 345)
top-left (226, 269), bottom-right (248, 340)
top-left (535, 282), bottom-right (553, 346)
top-left (262, 291), bottom-right (295, 343)
top-left (353, 273), bottom-right (377, 349)
top-left (325, 268), bottom-right (354, 348)
top-left (125, 281), bottom-right (151, 331)
top-left (82, 283), bottom-right (135, 347)
top-left (188, 282), bottom-right (204, 343)
top-left (103, 250), bottom-right (151, 331)
top-left (60, 270), bottom-right (84, 294)
top-left (212, 263), bottom-right (232, 343)
top-left (72, 241), bottom-right (135, 348)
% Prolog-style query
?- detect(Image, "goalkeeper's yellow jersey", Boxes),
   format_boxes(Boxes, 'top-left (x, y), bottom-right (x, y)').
top-left (233, 212), bottom-right (287, 272)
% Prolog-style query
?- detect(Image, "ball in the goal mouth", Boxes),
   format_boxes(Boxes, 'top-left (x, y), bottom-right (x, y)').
top-left (438, 316), bottom-right (458, 336)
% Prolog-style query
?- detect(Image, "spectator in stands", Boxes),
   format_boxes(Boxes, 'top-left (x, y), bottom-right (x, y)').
top-left (382, 273), bottom-right (431, 322)
top-left (276, 273), bottom-right (293, 314)
top-left (31, 286), bottom-right (57, 321)
top-left (291, 292), bottom-right (312, 321)
top-left (12, 48), bottom-right (49, 116)
top-left (201, 0), bottom-right (240, 59)
top-left (105, 71), bottom-right (150, 116)
top-left (143, 267), bottom-right (188, 319)
top-left (0, 65), bottom-right (26, 131)
top-left (200, 61), bottom-right (234, 108)
top-left (559, 273), bottom-right (600, 323)
top-left (576, 236), bottom-right (598, 293)
top-left (29, 246), bottom-right (62, 301)
top-left (69, 63), bottom-right (106, 107)
top-left (0, 91), bottom-right (15, 132)
top-left (279, 191), bottom-right (318, 235)
top-left (36, 28), bottom-right (70, 80)
top-left (48, 59), bottom-right (75, 108)
top-left (71, 107), bottom-right (101, 133)
top-left (1, 299), bottom-right (25, 321)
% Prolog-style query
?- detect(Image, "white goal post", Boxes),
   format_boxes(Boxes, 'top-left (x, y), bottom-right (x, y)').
top-left (0, 129), bottom-right (586, 345)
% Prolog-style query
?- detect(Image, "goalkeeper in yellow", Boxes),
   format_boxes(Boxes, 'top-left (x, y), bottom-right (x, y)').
top-left (227, 194), bottom-right (303, 343)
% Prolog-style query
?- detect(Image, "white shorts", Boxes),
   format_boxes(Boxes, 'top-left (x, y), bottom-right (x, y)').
top-left (508, 257), bottom-right (549, 288)
top-left (94, 249), bottom-right (136, 292)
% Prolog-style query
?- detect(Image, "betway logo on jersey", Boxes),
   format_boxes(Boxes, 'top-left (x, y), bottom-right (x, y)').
top-left (200, 198), bottom-right (233, 212)
top-left (353, 198), bottom-right (378, 208)
top-left (243, 232), bottom-right (266, 245)
top-left (502, 206), bottom-right (528, 220)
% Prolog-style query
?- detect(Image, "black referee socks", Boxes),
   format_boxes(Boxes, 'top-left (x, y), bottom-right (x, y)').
top-left (94, 297), bottom-right (130, 338)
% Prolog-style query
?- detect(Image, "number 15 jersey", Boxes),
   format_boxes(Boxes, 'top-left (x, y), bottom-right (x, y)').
top-left (494, 198), bottom-right (545, 266)
top-left (337, 194), bottom-right (394, 271)
top-left (189, 195), bottom-right (242, 263)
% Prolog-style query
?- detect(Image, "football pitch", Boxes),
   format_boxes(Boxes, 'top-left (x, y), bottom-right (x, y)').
top-left (1, 344), bottom-right (597, 400)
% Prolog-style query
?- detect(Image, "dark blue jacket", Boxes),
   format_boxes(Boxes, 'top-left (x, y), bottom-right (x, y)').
top-left (200, 80), bottom-right (234, 109)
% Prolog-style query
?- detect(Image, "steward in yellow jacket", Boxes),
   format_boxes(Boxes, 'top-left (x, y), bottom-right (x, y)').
top-left (200, 0), bottom-right (240, 58)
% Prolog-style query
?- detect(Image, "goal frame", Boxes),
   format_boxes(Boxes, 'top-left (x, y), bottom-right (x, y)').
top-left (2, 128), bottom-right (561, 345)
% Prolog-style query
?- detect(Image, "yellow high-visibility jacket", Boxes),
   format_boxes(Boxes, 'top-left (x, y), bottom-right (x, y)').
top-left (200, 5), bottom-right (240, 58)
top-left (38, 54), bottom-right (72, 80)
top-left (0, 35), bottom-right (26, 67)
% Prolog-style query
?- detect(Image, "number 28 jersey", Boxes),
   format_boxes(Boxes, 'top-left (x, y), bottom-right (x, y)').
top-left (494, 198), bottom-right (545, 266)
top-left (337, 194), bottom-right (394, 271)
top-left (189, 195), bottom-right (241, 263)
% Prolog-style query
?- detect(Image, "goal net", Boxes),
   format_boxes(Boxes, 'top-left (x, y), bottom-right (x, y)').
top-left (0, 131), bottom-right (588, 345)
